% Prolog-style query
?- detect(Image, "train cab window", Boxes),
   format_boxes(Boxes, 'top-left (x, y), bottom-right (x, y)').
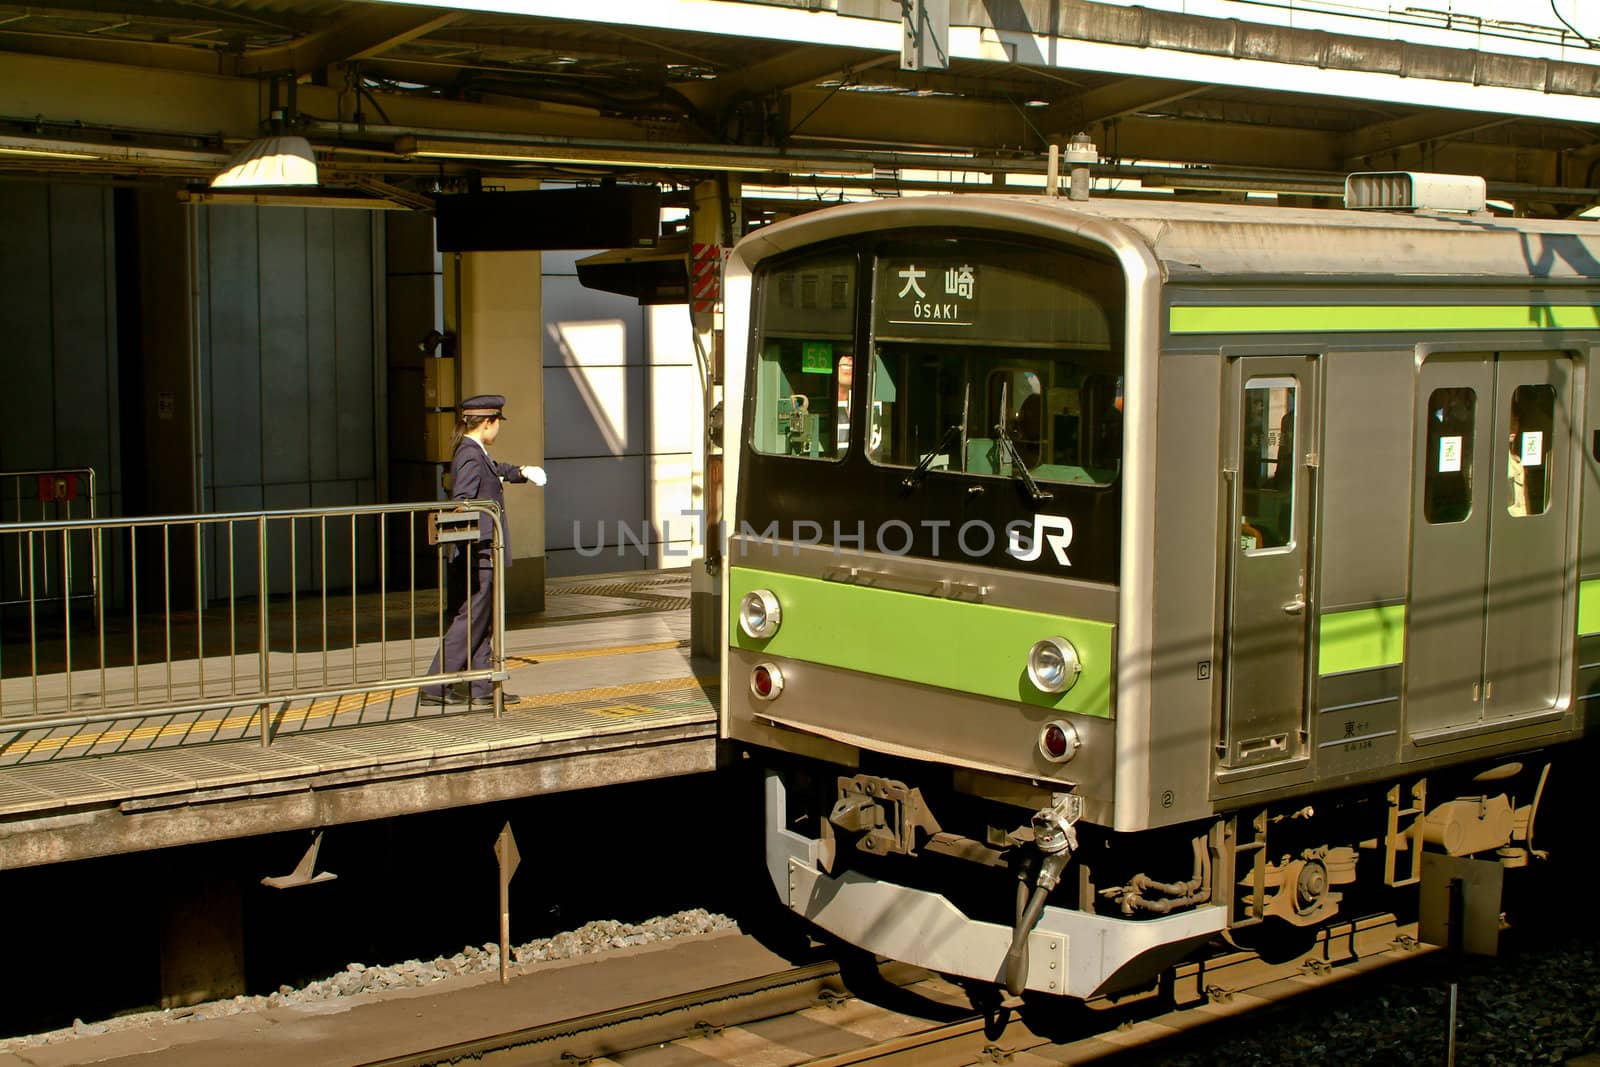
top-left (1424, 388), bottom-right (1476, 524)
top-left (1508, 385), bottom-right (1554, 517)
top-left (1240, 379), bottom-right (1296, 552)
top-left (865, 239), bottom-right (1123, 487)
top-left (868, 348), bottom-right (1123, 484)
top-left (750, 253), bottom-right (857, 461)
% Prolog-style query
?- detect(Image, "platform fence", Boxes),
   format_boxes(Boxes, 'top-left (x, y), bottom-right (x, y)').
top-left (0, 500), bottom-right (506, 757)
top-left (0, 466), bottom-right (98, 610)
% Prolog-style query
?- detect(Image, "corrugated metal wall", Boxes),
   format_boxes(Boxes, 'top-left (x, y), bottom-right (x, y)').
top-left (0, 183), bottom-right (121, 521)
top-left (191, 205), bottom-right (383, 595)
top-left (0, 183), bottom-right (122, 610)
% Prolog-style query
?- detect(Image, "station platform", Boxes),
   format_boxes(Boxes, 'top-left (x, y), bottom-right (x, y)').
top-left (0, 570), bottom-right (718, 869)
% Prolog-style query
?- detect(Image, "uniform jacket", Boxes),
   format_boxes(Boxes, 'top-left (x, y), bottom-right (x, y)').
top-left (450, 435), bottom-right (528, 564)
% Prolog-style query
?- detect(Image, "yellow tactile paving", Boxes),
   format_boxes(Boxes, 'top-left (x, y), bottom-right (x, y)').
top-left (2, 671), bottom-right (713, 760)
top-left (505, 638), bottom-right (688, 665)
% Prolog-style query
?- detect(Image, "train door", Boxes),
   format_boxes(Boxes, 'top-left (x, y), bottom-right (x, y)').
top-left (1407, 355), bottom-right (1496, 737)
top-left (1221, 355), bottom-right (1318, 769)
top-left (1405, 352), bottom-right (1573, 740)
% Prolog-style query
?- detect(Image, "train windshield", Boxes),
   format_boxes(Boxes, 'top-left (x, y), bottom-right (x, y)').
top-left (866, 241), bottom-right (1122, 487)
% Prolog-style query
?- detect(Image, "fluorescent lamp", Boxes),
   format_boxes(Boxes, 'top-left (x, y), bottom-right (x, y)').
top-left (180, 190), bottom-right (405, 210)
top-left (394, 135), bottom-right (875, 175)
top-left (211, 135), bottom-right (319, 188)
top-left (0, 135), bottom-right (225, 166)
top-left (0, 146), bottom-right (101, 161)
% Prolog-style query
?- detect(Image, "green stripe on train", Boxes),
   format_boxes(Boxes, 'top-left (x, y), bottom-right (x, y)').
top-left (1171, 305), bottom-right (1600, 336)
top-left (1318, 605), bottom-right (1406, 675)
top-left (1580, 579), bottom-right (1600, 637)
top-left (728, 567), bottom-right (1114, 718)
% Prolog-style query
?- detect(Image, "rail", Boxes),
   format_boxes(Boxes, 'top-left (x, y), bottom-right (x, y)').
top-left (0, 500), bottom-right (506, 754)
top-left (0, 466), bottom-right (98, 609)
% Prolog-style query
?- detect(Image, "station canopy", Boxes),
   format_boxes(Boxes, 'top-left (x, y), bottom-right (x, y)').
top-left (0, 0), bottom-right (1596, 219)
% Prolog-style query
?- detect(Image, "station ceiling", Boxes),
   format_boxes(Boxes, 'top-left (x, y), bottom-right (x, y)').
top-left (1, 0), bottom-right (1597, 216)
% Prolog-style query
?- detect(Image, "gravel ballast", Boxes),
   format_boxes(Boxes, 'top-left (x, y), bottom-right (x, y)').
top-left (0, 908), bottom-right (736, 1053)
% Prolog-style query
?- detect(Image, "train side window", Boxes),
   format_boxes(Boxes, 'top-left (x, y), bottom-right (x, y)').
top-left (1240, 378), bottom-right (1296, 552)
top-left (1507, 384), bottom-right (1554, 517)
top-left (750, 253), bottom-right (857, 461)
top-left (1424, 388), bottom-right (1475, 524)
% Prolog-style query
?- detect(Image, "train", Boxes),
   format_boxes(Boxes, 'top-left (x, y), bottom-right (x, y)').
top-left (717, 170), bottom-right (1599, 1001)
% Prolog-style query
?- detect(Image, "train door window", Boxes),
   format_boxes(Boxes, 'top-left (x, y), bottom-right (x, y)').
top-left (1239, 378), bottom-right (1295, 552)
top-left (1424, 387), bottom-right (1476, 524)
top-left (751, 252), bottom-right (857, 461)
top-left (1507, 385), bottom-right (1554, 517)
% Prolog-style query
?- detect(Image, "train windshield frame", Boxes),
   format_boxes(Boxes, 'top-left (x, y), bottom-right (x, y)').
top-left (864, 239), bottom-right (1124, 489)
top-left (742, 231), bottom-right (1127, 582)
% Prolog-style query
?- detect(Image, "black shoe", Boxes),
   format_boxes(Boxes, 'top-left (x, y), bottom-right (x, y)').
top-left (420, 684), bottom-right (467, 706)
top-left (471, 691), bottom-right (522, 707)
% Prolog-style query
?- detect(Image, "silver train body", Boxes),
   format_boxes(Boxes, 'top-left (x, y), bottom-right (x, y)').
top-left (718, 185), bottom-right (1600, 998)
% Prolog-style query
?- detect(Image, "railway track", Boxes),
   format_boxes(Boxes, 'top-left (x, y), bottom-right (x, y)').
top-left (361, 914), bottom-right (1438, 1066)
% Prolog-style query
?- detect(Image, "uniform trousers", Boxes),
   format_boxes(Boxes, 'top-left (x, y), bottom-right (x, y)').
top-left (422, 549), bottom-right (498, 700)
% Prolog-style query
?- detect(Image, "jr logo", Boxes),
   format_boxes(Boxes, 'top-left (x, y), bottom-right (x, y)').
top-left (1007, 515), bottom-right (1074, 566)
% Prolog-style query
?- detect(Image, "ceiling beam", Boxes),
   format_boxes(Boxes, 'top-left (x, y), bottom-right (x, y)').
top-left (0, 30), bottom-right (226, 74)
top-left (232, 5), bottom-right (463, 77)
top-left (679, 44), bottom-right (888, 112)
top-left (1341, 110), bottom-right (1518, 166)
top-left (1038, 77), bottom-right (1211, 137)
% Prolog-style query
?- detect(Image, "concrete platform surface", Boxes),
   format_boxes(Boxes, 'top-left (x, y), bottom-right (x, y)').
top-left (0, 570), bottom-right (721, 867)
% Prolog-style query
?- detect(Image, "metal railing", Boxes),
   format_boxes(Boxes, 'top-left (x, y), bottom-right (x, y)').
top-left (0, 500), bottom-right (506, 757)
top-left (1, 466), bottom-right (98, 609)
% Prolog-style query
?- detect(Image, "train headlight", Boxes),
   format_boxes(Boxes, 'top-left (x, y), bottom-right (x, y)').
top-left (750, 662), bottom-right (784, 700)
top-left (738, 589), bottom-right (782, 639)
top-left (1027, 637), bottom-right (1081, 694)
top-left (1039, 720), bottom-right (1081, 764)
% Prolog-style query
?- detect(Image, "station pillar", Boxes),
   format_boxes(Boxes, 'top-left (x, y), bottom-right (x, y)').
top-left (689, 178), bottom-right (739, 658)
top-left (444, 237), bottom-right (547, 614)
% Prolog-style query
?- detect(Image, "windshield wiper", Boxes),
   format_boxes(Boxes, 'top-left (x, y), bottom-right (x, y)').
top-left (902, 423), bottom-right (963, 490)
top-left (994, 380), bottom-right (1053, 506)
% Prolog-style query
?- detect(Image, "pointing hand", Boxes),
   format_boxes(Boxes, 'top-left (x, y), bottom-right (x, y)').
top-left (521, 465), bottom-right (547, 486)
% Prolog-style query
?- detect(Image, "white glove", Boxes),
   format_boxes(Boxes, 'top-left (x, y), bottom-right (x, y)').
top-left (520, 465), bottom-right (547, 486)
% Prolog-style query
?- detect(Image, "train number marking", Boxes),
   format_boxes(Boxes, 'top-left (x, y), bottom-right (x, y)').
top-left (1007, 515), bottom-right (1074, 566)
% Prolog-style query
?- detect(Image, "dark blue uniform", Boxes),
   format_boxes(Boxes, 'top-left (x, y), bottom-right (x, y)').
top-left (422, 397), bottom-right (534, 704)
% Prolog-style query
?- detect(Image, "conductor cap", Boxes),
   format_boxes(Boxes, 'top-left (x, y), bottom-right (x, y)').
top-left (461, 394), bottom-right (507, 420)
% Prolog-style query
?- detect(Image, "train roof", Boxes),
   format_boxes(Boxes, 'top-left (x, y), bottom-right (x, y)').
top-left (744, 194), bottom-right (1600, 286)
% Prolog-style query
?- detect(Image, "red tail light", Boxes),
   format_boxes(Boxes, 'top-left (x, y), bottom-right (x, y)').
top-left (750, 663), bottom-right (784, 700)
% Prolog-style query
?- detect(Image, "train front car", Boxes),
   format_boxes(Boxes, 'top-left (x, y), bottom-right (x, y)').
top-left (718, 198), bottom-right (1216, 1000)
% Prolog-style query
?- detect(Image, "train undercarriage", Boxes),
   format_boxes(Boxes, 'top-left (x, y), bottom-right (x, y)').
top-left (762, 754), bottom-right (1555, 1000)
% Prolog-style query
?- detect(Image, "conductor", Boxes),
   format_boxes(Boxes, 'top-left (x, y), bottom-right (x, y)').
top-left (421, 394), bottom-right (546, 707)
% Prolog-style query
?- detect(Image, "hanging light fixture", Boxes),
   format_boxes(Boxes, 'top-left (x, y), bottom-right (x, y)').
top-left (212, 76), bottom-right (319, 189)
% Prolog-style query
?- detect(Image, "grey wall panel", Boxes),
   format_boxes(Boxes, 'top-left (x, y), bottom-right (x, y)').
top-left (547, 542), bottom-right (652, 577)
top-left (304, 210), bottom-right (340, 483)
top-left (0, 184), bottom-right (56, 473)
top-left (544, 364), bottom-right (647, 458)
top-left (543, 455), bottom-right (646, 554)
top-left (1319, 349), bottom-right (1415, 610)
top-left (542, 275), bottom-right (646, 368)
top-left (334, 211), bottom-right (375, 482)
top-left (205, 206), bottom-right (263, 490)
top-left (258, 214), bottom-right (311, 487)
